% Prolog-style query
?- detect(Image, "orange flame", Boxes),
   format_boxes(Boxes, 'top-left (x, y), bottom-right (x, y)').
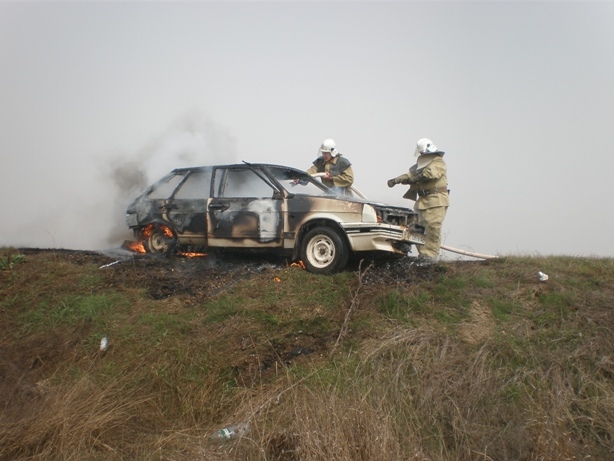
top-left (177, 252), bottom-right (207, 258)
top-left (141, 224), bottom-right (174, 239)
top-left (124, 240), bottom-right (146, 254)
top-left (291, 261), bottom-right (306, 270)
top-left (141, 224), bottom-right (154, 239)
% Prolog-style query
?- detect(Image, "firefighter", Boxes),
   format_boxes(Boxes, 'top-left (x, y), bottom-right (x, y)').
top-left (306, 138), bottom-right (354, 195)
top-left (387, 138), bottom-right (449, 262)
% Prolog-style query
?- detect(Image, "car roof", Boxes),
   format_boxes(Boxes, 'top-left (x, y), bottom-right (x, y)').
top-left (171, 163), bottom-right (305, 174)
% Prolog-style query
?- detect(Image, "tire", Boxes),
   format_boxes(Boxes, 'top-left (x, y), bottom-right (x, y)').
top-left (144, 224), bottom-right (177, 256)
top-left (300, 226), bottom-right (349, 274)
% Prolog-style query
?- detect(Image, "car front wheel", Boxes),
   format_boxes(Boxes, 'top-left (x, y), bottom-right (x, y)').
top-left (300, 226), bottom-right (349, 274)
top-left (144, 224), bottom-right (177, 256)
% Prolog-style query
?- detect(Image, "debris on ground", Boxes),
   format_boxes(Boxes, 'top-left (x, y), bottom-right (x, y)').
top-left (209, 422), bottom-right (250, 442)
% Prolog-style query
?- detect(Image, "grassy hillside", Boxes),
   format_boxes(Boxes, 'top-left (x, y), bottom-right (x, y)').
top-left (1, 248), bottom-right (613, 460)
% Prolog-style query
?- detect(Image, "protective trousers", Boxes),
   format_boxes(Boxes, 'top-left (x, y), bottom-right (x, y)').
top-left (417, 206), bottom-right (448, 259)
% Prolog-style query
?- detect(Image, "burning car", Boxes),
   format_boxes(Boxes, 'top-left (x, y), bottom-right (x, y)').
top-left (125, 163), bottom-right (425, 274)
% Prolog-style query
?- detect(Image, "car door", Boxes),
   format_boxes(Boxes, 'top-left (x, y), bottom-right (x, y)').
top-left (207, 166), bottom-right (284, 248)
top-left (165, 169), bottom-right (212, 246)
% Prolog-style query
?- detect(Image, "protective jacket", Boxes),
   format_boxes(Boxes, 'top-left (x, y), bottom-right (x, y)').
top-left (393, 153), bottom-right (449, 210)
top-left (307, 155), bottom-right (354, 189)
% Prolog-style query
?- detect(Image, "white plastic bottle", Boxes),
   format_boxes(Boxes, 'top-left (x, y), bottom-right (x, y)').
top-left (210, 422), bottom-right (250, 442)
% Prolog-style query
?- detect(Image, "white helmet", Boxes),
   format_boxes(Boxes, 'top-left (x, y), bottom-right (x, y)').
top-left (319, 138), bottom-right (337, 156)
top-left (414, 138), bottom-right (438, 157)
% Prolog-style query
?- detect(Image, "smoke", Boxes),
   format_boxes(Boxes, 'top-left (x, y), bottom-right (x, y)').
top-left (101, 113), bottom-right (238, 249)
top-left (0, 113), bottom-right (237, 252)
top-left (110, 113), bottom-right (236, 197)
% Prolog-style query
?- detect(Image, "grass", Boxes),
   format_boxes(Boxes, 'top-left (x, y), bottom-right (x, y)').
top-left (0, 253), bottom-right (26, 270)
top-left (1, 249), bottom-right (614, 460)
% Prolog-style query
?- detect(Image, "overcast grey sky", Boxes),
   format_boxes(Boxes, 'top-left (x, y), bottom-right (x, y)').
top-left (1, 1), bottom-right (613, 258)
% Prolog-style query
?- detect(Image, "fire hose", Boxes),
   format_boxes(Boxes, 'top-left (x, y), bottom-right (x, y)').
top-left (440, 244), bottom-right (497, 260)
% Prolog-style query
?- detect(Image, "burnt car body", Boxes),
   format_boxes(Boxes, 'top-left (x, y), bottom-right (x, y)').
top-left (125, 163), bottom-right (425, 273)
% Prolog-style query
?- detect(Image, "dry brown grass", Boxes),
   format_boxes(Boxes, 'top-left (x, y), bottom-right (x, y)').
top-left (222, 325), bottom-right (614, 461)
top-left (1, 374), bottom-right (150, 459)
top-left (1, 250), bottom-right (614, 460)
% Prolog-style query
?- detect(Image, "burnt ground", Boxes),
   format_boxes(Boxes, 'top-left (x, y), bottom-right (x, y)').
top-left (11, 246), bottom-right (449, 377)
top-left (3, 247), bottom-right (477, 415)
top-left (18, 246), bottom-right (447, 302)
top-left (19, 247), bottom-right (294, 301)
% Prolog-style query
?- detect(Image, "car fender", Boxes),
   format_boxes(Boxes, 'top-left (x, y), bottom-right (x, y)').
top-left (292, 217), bottom-right (349, 261)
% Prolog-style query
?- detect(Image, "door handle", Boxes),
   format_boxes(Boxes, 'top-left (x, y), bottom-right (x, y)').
top-left (209, 202), bottom-right (230, 211)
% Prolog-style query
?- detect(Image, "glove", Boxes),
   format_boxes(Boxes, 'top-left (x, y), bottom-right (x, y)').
top-left (387, 178), bottom-right (397, 188)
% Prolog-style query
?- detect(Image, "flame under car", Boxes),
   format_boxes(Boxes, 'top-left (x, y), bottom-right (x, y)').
top-left (125, 163), bottom-right (425, 274)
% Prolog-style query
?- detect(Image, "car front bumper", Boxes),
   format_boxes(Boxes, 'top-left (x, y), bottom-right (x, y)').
top-left (340, 223), bottom-right (425, 253)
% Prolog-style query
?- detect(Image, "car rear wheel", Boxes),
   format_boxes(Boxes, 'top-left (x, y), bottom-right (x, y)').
top-left (144, 224), bottom-right (177, 256)
top-left (300, 226), bottom-right (349, 274)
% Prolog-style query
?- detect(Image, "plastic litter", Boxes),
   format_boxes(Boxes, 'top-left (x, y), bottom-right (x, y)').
top-left (538, 271), bottom-right (549, 282)
top-left (210, 422), bottom-right (250, 442)
top-left (100, 337), bottom-right (108, 352)
top-left (99, 260), bottom-right (122, 269)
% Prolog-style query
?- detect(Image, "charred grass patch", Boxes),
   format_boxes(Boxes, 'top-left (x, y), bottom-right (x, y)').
top-left (1, 249), bottom-right (614, 460)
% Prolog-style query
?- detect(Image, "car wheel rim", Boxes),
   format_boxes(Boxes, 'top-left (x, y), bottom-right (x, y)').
top-left (149, 231), bottom-right (173, 253)
top-left (306, 235), bottom-right (335, 269)
top-left (151, 235), bottom-right (168, 253)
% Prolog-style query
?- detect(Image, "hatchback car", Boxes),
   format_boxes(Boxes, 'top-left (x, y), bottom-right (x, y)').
top-left (125, 163), bottom-right (425, 273)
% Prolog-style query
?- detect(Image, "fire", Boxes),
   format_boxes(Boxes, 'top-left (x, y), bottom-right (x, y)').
top-left (141, 224), bottom-right (154, 239)
top-left (291, 260), bottom-right (306, 270)
top-left (123, 240), bottom-right (146, 253)
top-left (141, 223), bottom-right (173, 238)
top-left (177, 252), bottom-right (207, 258)
top-left (121, 224), bottom-right (176, 255)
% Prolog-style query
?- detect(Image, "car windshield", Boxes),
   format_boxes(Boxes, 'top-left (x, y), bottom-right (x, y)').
top-left (266, 166), bottom-right (335, 196)
top-left (146, 171), bottom-right (188, 199)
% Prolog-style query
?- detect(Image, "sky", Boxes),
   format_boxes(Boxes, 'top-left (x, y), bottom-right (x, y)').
top-left (1, 0), bottom-right (613, 259)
